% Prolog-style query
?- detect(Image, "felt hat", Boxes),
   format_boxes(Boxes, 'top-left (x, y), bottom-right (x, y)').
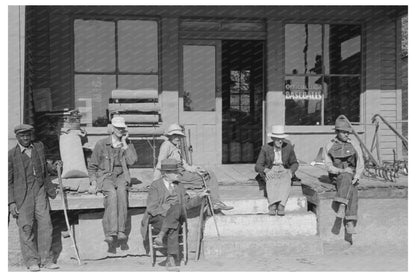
top-left (14, 124), bottom-right (34, 135)
top-left (334, 116), bottom-right (352, 132)
top-left (267, 125), bottom-right (289, 139)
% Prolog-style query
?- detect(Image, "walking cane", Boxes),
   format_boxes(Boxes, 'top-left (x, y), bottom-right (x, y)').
top-left (196, 172), bottom-right (220, 239)
top-left (56, 161), bottom-right (82, 265)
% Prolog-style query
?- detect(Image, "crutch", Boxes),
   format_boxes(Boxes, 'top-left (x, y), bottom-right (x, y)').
top-left (196, 172), bottom-right (220, 239)
top-left (56, 161), bottom-right (82, 265)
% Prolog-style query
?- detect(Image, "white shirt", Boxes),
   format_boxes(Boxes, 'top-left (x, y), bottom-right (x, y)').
top-left (18, 142), bottom-right (33, 158)
top-left (163, 178), bottom-right (174, 193)
top-left (273, 147), bottom-right (283, 165)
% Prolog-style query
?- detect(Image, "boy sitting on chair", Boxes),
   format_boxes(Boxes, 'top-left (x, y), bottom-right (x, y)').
top-left (141, 159), bottom-right (208, 270)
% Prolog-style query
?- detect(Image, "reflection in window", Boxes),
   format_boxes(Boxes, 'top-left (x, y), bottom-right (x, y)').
top-left (285, 24), bottom-right (361, 125)
top-left (118, 20), bottom-right (158, 73)
top-left (285, 24), bottom-right (322, 75)
top-left (183, 45), bottom-right (216, 111)
top-left (324, 76), bottom-right (360, 124)
top-left (74, 20), bottom-right (115, 72)
top-left (73, 19), bottom-right (159, 126)
top-left (285, 76), bottom-right (322, 125)
top-left (324, 25), bottom-right (361, 74)
top-left (74, 75), bottom-right (115, 126)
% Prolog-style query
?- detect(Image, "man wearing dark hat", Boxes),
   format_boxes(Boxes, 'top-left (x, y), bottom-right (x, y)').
top-left (88, 116), bottom-right (138, 244)
top-left (141, 159), bottom-right (208, 270)
top-left (8, 124), bottom-right (58, 271)
top-left (324, 116), bottom-right (364, 234)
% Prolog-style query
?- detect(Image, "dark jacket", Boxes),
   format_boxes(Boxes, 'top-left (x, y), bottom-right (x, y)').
top-left (254, 140), bottom-right (299, 175)
top-left (8, 141), bottom-right (56, 208)
top-left (140, 178), bottom-right (202, 245)
top-left (88, 136), bottom-right (138, 189)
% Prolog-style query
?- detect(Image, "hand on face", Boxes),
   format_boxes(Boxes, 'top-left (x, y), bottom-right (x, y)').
top-left (272, 137), bottom-right (283, 148)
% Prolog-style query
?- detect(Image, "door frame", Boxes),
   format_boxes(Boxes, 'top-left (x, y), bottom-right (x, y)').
top-left (178, 39), bottom-right (222, 165)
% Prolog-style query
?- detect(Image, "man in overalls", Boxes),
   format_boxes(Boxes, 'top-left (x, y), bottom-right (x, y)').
top-left (324, 116), bottom-right (364, 234)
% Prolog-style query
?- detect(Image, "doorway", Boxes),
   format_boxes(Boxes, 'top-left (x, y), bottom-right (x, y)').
top-left (222, 40), bottom-right (264, 164)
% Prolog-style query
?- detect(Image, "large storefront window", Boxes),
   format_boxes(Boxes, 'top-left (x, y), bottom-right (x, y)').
top-left (74, 19), bottom-right (158, 126)
top-left (285, 24), bottom-right (361, 125)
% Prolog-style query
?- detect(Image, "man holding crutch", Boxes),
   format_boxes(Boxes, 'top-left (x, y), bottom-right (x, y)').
top-left (324, 116), bottom-right (364, 234)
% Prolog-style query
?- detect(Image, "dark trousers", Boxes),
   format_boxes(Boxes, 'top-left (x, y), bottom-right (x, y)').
top-left (333, 172), bottom-right (358, 220)
top-left (102, 175), bottom-right (128, 236)
top-left (149, 204), bottom-right (185, 256)
top-left (179, 169), bottom-right (220, 203)
top-left (16, 181), bottom-right (53, 267)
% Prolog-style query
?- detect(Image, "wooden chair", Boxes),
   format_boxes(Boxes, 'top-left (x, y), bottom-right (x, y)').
top-left (148, 222), bottom-right (188, 267)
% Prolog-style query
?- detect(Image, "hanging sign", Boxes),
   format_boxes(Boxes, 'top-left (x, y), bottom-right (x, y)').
top-left (285, 83), bottom-right (322, 100)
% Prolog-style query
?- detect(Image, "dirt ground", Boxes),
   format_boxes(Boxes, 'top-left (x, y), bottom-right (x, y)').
top-left (8, 241), bottom-right (407, 272)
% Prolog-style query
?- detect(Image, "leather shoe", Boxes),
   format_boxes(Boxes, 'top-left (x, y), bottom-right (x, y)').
top-left (42, 263), bottom-right (59, 270)
top-left (117, 232), bottom-right (127, 241)
top-left (104, 235), bottom-right (114, 244)
top-left (165, 255), bottom-right (179, 271)
top-left (268, 204), bottom-right (277, 216)
top-left (28, 264), bottom-right (40, 272)
top-left (213, 201), bottom-right (233, 211)
top-left (276, 204), bottom-right (285, 216)
top-left (345, 221), bottom-right (357, 234)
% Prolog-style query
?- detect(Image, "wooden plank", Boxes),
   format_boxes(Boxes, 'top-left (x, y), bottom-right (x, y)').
top-left (111, 89), bottom-right (158, 99)
top-left (108, 102), bottom-right (161, 112)
top-left (121, 114), bottom-right (160, 123)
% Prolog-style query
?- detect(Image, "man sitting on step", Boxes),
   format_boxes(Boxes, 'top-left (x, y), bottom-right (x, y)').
top-left (141, 159), bottom-right (208, 270)
top-left (324, 115), bottom-right (364, 235)
top-left (255, 125), bottom-right (299, 216)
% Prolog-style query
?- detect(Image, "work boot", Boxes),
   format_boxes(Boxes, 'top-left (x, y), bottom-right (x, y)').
top-left (276, 204), bottom-right (285, 216)
top-left (165, 255), bottom-right (180, 271)
top-left (345, 221), bottom-right (357, 234)
top-left (154, 231), bottom-right (165, 246)
top-left (268, 204), bottom-right (277, 216)
top-left (28, 264), bottom-right (40, 272)
top-left (213, 201), bottom-right (233, 211)
top-left (336, 203), bottom-right (346, 218)
top-left (117, 232), bottom-right (127, 241)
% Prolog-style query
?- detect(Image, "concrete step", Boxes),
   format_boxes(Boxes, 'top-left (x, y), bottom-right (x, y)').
top-left (220, 196), bottom-right (307, 215)
top-left (204, 212), bottom-right (317, 238)
top-left (202, 235), bottom-right (323, 258)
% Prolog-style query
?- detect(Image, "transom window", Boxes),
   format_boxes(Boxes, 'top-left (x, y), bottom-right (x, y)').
top-left (284, 24), bottom-right (361, 125)
top-left (73, 18), bottom-right (159, 126)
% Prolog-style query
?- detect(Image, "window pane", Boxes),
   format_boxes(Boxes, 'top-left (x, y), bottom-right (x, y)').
top-left (74, 74), bottom-right (116, 126)
top-left (285, 24), bottom-right (322, 75)
top-left (324, 76), bottom-right (360, 124)
top-left (118, 20), bottom-right (158, 73)
top-left (285, 76), bottom-right (323, 125)
top-left (324, 25), bottom-right (361, 74)
top-left (118, 75), bottom-right (158, 90)
top-left (74, 20), bottom-right (115, 72)
top-left (183, 45), bottom-right (216, 111)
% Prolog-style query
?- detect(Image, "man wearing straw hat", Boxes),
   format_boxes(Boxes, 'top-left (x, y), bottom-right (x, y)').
top-left (8, 124), bottom-right (59, 271)
top-left (153, 123), bottom-right (233, 211)
top-left (324, 115), bottom-right (364, 234)
top-left (141, 159), bottom-right (208, 270)
top-left (255, 125), bottom-right (299, 216)
top-left (88, 116), bottom-right (138, 244)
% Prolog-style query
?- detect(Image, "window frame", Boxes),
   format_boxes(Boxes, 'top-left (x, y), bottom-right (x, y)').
top-left (70, 15), bottom-right (161, 110)
top-left (283, 21), bottom-right (364, 127)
